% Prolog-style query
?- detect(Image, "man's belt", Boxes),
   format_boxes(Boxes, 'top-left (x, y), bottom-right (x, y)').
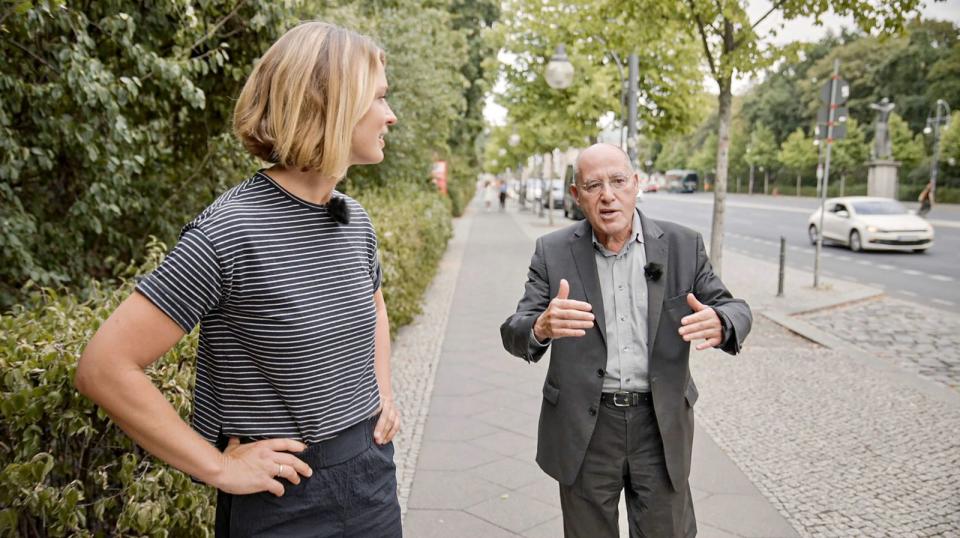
top-left (601, 390), bottom-right (653, 407)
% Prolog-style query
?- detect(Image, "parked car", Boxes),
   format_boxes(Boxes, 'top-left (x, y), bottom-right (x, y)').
top-left (541, 178), bottom-right (564, 209)
top-left (807, 196), bottom-right (934, 252)
top-left (562, 164), bottom-right (584, 220)
top-left (519, 177), bottom-right (542, 206)
top-left (665, 169), bottom-right (698, 193)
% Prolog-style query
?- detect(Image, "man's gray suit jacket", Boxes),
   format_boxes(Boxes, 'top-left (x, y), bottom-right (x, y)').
top-left (500, 211), bottom-right (752, 492)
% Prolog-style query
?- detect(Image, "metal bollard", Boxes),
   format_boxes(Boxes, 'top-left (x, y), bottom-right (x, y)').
top-left (777, 236), bottom-right (786, 297)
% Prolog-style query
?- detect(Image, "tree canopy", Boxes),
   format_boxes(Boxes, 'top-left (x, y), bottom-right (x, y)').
top-left (0, 0), bottom-right (497, 309)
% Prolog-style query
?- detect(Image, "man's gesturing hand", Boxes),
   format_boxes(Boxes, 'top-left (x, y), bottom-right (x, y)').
top-left (678, 294), bottom-right (723, 350)
top-left (533, 279), bottom-right (595, 342)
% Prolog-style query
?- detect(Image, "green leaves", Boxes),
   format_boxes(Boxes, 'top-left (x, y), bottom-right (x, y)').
top-left (0, 251), bottom-right (217, 535)
top-left (490, 0), bottom-right (703, 163)
top-left (358, 185), bottom-right (453, 335)
top-left (0, 1), bottom-right (295, 310)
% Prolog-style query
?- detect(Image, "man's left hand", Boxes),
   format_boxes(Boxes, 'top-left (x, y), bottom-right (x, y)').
top-left (374, 397), bottom-right (401, 445)
top-left (678, 294), bottom-right (723, 350)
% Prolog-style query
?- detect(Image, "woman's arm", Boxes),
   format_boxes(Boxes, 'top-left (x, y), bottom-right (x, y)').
top-left (75, 292), bottom-right (312, 496)
top-left (372, 288), bottom-right (400, 445)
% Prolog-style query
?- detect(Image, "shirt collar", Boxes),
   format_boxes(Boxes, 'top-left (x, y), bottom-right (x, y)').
top-left (591, 209), bottom-right (644, 253)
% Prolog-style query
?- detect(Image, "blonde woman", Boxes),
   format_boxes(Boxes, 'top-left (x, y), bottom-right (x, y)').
top-left (76, 22), bottom-right (402, 536)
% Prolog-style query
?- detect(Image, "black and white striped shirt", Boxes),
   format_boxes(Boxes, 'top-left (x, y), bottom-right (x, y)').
top-left (137, 171), bottom-right (382, 445)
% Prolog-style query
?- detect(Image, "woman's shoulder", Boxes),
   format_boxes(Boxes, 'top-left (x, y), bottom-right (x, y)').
top-left (337, 192), bottom-right (375, 225)
top-left (182, 173), bottom-right (275, 237)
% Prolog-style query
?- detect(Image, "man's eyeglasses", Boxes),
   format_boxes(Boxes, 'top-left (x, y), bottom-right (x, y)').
top-left (578, 176), bottom-right (632, 195)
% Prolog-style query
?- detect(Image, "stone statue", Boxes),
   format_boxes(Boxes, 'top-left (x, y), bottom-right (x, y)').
top-left (869, 97), bottom-right (896, 160)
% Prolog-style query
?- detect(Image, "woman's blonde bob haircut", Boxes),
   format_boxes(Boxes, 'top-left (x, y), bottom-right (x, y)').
top-left (234, 22), bottom-right (384, 179)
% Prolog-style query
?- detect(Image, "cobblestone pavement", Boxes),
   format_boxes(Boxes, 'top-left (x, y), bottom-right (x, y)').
top-left (390, 212), bottom-right (470, 518)
top-left (692, 315), bottom-right (960, 537)
top-left (800, 296), bottom-right (960, 392)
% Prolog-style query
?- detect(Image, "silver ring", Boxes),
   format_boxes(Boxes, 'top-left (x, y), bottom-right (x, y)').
top-left (277, 464), bottom-right (284, 477)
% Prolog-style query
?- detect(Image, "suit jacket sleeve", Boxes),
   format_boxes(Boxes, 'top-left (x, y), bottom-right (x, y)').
top-left (500, 237), bottom-right (552, 363)
top-left (693, 234), bottom-right (752, 355)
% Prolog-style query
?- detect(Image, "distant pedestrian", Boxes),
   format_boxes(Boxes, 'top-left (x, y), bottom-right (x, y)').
top-left (501, 143), bottom-right (752, 537)
top-left (918, 182), bottom-right (934, 218)
top-left (499, 180), bottom-right (508, 211)
top-left (483, 179), bottom-right (497, 211)
top-left (76, 21), bottom-right (402, 537)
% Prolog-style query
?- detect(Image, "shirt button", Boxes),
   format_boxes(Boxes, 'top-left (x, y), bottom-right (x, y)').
top-left (619, 316), bottom-right (626, 322)
top-left (618, 285), bottom-right (624, 291)
top-left (597, 369), bottom-right (605, 377)
top-left (623, 346), bottom-right (629, 352)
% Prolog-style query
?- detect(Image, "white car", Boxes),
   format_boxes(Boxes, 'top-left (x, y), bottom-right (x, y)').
top-left (807, 196), bottom-right (934, 252)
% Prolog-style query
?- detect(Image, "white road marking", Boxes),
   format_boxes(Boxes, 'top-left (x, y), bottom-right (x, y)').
top-left (868, 282), bottom-right (886, 289)
top-left (930, 274), bottom-right (955, 282)
top-left (876, 264), bottom-right (895, 270)
top-left (899, 290), bottom-right (918, 297)
top-left (902, 269), bottom-right (923, 276)
top-left (932, 298), bottom-right (955, 306)
top-left (856, 260), bottom-right (871, 265)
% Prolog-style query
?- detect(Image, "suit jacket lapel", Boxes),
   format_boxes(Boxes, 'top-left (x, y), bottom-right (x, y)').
top-left (570, 221), bottom-right (606, 346)
top-left (641, 211), bottom-right (667, 356)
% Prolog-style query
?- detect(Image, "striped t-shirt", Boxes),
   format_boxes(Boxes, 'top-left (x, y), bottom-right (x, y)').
top-left (137, 171), bottom-right (382, 445)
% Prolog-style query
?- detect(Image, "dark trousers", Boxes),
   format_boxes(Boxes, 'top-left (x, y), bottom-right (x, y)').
top-left (215, 416), bottom-right (402, 537)
top-left (559, 398), bottom-right (696, 538)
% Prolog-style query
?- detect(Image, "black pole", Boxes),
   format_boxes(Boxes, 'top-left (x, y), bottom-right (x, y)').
top-left (778, 236), bottom-right (786, 297)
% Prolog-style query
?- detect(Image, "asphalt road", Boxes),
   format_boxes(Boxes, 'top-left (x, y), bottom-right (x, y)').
top-left (567, 192), bottom-right (960, 313)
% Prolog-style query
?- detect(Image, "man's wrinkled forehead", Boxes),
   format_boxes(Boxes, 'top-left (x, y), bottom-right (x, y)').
top-left (576, 145), bottom-right (632, 181)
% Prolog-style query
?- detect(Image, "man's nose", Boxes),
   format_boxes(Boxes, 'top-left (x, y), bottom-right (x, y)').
top-left (599, 182), bottom-right (616, 199)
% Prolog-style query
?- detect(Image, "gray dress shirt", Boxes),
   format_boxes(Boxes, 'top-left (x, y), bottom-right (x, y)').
top-left (592, 209), bottom-right (649, 392)
top-left (529, 209), bottom-right (651, 392)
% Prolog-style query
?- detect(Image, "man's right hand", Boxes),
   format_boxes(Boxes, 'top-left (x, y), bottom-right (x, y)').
top-left (533, 279), bottom-right (595, 342)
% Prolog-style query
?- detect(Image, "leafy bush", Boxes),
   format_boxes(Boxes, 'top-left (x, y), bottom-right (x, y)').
top-left (358, 185), bottom-right (453, 334)
top-left (0, 1), bottom-right (296, 310)
top-left (0, 241), bottom-right (216, 537)
top-left (445, 153), bottom-right (480, 218)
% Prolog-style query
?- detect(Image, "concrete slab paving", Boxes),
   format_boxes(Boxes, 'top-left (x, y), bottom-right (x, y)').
top-left (404, 510), bottom-right (520, 538)
top-left (404, 200), bottom-right (803, 537)
top-left (465, 491), bottom-right (562, 534)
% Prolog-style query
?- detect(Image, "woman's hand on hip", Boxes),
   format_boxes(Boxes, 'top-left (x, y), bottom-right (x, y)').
top-left (374, 397), bottom-right (400, 445)
top-left (214, 438), bottom-right (312, 497)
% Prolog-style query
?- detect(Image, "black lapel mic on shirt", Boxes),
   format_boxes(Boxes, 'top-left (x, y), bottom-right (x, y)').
top-left (644, 262), bottom-right (663, 282)
top-left (327, 195), bottom-right (351, 225)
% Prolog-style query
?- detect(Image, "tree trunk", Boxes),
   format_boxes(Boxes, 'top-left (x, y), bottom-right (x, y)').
top-left (748, 164), bottom-right (754, 195)
top-left (797, 174), bottom-right (801, 196)
top-left (710, 73), bottom-right (733, 276)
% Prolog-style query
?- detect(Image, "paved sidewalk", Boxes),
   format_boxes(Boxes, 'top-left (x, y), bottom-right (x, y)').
top-left (402, 201), bottom-right (799, 537)
top-left (395, 198), bottom-right (960, 537)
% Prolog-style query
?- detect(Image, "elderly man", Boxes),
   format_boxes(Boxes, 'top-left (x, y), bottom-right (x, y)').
top-left (500, 143), bottom-right (752, 537)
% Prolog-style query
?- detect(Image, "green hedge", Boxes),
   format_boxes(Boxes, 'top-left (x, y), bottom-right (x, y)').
top-left (0, 187), bottom-right (452, 535)
top-left (0, 241), bottom-right (215, 537)
top-left (359, 185), bottom-right (453, 335)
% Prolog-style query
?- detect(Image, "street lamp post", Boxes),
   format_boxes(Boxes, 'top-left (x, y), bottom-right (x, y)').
top-left (547, 41), bottom-right (640, 165)
top-left (545, 45), bottom-right (574, 90)
top-left (544, 46), bottom-right (576, 225)
top-left (924, 99), bottom-right (951, 198)
top-left (626, 53), bottom-right (639, 169)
